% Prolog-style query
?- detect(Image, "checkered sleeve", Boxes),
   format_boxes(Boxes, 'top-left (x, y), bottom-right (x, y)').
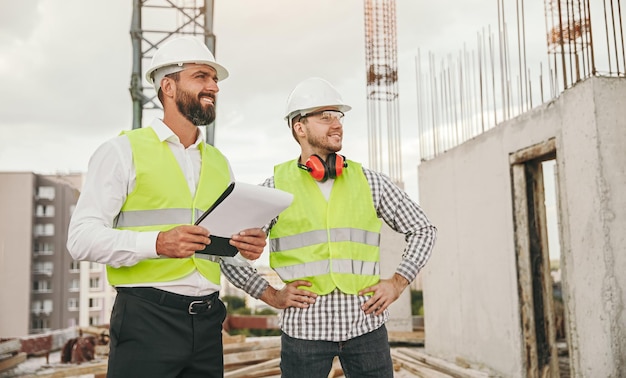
top-left (221, 262), bottom-right (271, 299)
top-left (363, 168), bottom-right (437, 283)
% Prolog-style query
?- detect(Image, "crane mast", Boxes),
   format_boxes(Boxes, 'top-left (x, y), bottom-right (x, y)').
top-left (129, 0), bottom-right (218, 145)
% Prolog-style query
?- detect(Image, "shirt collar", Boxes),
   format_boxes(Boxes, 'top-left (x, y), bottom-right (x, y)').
top-left (149, 118), bottom-right (205, 148)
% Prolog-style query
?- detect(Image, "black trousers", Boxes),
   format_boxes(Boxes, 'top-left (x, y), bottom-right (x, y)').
top-left (107, 287), bottom-right (227, 378)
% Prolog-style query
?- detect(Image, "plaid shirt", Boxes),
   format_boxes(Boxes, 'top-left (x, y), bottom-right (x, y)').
top-left (221, 166), bottom-right (437, 341)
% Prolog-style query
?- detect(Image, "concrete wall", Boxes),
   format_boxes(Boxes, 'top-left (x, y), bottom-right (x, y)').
top-left (558, 78), bottom-right (626, 375)
top-left (418, 77), bottom-right (626, 376)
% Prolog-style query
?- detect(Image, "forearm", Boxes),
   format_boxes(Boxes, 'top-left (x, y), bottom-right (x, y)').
top-left (404, 224), bottom-right (437, 270)
top-left (67, 219), bottom-right (157, 267)
top-left (259, 285), bottom-right (281, 308)
top-left (391, 273), bottom-right (410, 294)
top-left (221, 263), bottom-right (270, 299)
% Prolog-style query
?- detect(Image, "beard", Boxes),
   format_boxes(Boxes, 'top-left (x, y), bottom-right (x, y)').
top-left (175, 87), bottom-right (216, 126)
top-left (305, 127), bottom-right (342, 153)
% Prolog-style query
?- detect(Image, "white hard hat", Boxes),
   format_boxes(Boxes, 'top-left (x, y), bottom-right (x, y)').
top-left (284, 77), bottom-right (352, 127)
top-left (145, 36), bottom-right (229, 93)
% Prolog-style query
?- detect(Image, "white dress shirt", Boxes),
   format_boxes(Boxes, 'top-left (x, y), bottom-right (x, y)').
top-left (67, 119), bottom-right (233, 296)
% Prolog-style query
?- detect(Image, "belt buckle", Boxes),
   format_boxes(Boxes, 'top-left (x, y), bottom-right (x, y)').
top-left (188, 300), bottom-right (211, 315)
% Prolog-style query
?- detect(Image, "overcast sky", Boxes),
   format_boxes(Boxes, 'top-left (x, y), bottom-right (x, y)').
top-left (0, 0), bottom-right (552, 201)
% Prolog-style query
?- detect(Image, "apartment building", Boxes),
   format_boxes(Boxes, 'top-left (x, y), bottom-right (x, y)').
top-left (0, 172), bottom-right (111, 338)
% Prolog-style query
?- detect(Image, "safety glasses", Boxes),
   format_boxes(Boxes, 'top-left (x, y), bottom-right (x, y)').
top-left (300, 110), bottom-right (345, 124)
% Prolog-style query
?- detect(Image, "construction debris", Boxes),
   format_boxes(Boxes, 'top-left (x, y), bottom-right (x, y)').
top-left (0, 339), bottom-right (26, 374)
top-left (1, 326), bottom-right (490, 378)
top-left (0, 327), bottom-right (108, 378)
top-left (392, 348), bottom-right (490, 378)
top-left (388, 330), bottom-right (425, 346)
top-left (60, 326), bottom-right (109, 365)
top-left (221, 331), bottom-right (488, 378)
top-left (223, 336), bottom-right (281, 377)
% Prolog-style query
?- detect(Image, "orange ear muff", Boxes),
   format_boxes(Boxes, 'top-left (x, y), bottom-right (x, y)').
top-left (327, 154), bottom-right (347, 179)
top-left (298, 154), bottom-right (348, 182)
top-left (303, 154), bottom-right (328, 181)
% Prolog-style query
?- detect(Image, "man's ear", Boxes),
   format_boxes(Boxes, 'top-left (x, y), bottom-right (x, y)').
top-left (292, 121), bottom-right (305, 136)
top-left (160, 77), bottom-right (175, 98)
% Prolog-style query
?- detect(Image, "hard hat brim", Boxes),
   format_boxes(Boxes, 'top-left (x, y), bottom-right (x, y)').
top-left (145, 60), bottom-right (229, 86)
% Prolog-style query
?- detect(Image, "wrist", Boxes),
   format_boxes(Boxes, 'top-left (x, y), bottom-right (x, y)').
top-left (155, 231), bottom-right (164, 256)
top-left (392, 273), bottom-right (410, 294)
top-left (260, 286), bottom-right (279, 307)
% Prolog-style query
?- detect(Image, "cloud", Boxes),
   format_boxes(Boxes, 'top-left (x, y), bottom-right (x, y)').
top-left (0, 1), bottom-right (42, 42)
top-left (0, 0), bottom-right (556, 202)
top-left (0, 0), bottom-right (132, 142)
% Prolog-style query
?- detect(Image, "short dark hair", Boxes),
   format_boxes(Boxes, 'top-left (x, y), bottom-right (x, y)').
top-left (157, 71), bottom-right (181, 103)
top-left (290, 115), bottom-right (307, 145)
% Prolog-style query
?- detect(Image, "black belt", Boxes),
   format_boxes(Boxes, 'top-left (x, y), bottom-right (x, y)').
top-left (116, 287), bottom-right (219, 315)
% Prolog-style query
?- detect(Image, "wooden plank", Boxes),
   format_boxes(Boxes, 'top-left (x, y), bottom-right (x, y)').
top-left (95, 344), bottom-right (109, 357)
top-left (79, 326), bottom-right (109, 337)
top-left (0, 352), bottom-right (27, 373)
top-left (224, 357), bottom-right (281, 378)
top-left (17, 360), bottom-right (108, 378)
top-left (392, 350), bottom-right (451, 378)
top-left (529, 163), bottom-right (561, 377)
top-left (511, 163), bottom-right (539, 378)
top-left (508, 138), bottom-right (556, 164)
top-left (224, 347), bottom-right (281, 367)
top-left (394, 348), bottom-right (489, 378)
top-left (224, 337), bottom-right (281, 354)
top-left (223, 331), bottom-right (247, 345)
top-left (388, 331), bottom-right (425, 345)
top-left (245, 366), bottom-right (281, 378)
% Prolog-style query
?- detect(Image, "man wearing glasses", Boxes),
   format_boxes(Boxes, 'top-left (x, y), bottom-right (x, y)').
top-left (235, 77), bottom-right (437, 377)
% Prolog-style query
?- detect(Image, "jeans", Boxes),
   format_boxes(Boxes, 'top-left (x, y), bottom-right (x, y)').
top-left (280, 325), bottom-right (393, 378)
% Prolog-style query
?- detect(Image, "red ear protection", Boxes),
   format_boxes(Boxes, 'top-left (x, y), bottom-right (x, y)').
top-left (298, 154), bottom-right (347, 182)
top-left (325, 153), bottom-right (345, 179)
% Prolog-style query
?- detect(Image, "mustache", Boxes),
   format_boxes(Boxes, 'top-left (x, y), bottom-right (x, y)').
top-left (198, 92), bottom-right (216, 104)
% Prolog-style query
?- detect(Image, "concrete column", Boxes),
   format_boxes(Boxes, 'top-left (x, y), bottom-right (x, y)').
top-left (379, 223), bottom-right (413, 332)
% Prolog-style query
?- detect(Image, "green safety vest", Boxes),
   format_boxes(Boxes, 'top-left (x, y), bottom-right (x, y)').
top-left (107, 127), bottom-right (231, 285)
top-left (269, 159), bottom-right (382, 295)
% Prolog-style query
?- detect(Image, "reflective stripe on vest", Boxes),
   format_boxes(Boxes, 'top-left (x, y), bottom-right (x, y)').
top-left (107, 127), bottom-right (231, 286)
top-left (270, 228), bottom-right (380, 251)
top-left (274, 259), bottom-right (380, 281)
top-left (116, 208), bottom-right (205, 228)
top-left (269, 159), bottom-right (382, 295)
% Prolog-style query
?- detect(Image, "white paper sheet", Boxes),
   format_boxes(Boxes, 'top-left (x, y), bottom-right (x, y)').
top-left (196, 182), bottom-right (294, 237)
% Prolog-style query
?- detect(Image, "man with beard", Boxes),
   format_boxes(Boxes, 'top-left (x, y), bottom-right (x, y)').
top-left (67, 37), bottom-right (267, 378)
top-left (229, 77), bottom-right (437, 377)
